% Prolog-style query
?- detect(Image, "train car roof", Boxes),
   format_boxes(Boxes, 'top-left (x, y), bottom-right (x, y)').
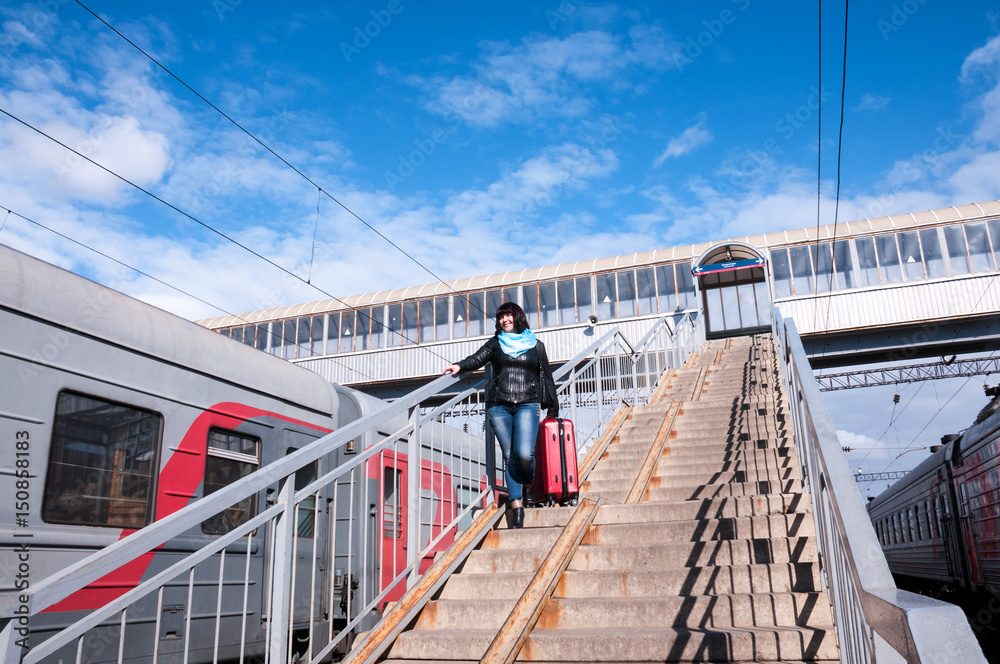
top-left (0, 243), bottom-right (338, 416)
top-left (867, 441), bottom-right (954, 512)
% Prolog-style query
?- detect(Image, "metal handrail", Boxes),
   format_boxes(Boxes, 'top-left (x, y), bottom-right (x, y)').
top-left (2, 314), bottom-right (702, 664)
top-left (772, 307), bottom-right (986, 663)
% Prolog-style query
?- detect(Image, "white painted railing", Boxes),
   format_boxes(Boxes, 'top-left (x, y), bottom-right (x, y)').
top-left (773, 307), bottom-right (987, 663)
top-left (0, 315), bottom-right (702, 664)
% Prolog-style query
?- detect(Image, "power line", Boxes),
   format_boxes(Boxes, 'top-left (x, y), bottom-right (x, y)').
top-left (72, 0), bottom-right (480, 317)
top-left (0, 204), bottom-right (380, 382)
top-left (0, 106), bottom-right (447, 362)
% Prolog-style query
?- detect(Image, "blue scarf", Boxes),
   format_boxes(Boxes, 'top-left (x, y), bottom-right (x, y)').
top-left (498, 329), bottom-right (537, 358)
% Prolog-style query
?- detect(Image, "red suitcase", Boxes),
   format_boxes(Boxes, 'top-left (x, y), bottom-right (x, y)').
top-left (533, 417), bottom-right (580, 506)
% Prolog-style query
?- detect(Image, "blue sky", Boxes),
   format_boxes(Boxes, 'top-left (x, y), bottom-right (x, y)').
top-left (1, 1), bottom-right (999, 482)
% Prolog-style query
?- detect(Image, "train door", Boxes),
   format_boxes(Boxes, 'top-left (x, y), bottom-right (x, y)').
top-left (374, 451), bottom-right (408, 606)
top-left (283, 430), bottom-right (328, 626)
top-left (959, 482), bottom-right (984, 585)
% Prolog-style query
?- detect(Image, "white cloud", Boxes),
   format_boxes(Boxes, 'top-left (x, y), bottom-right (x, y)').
top-left (423, 27), bottom-right (683, 127)
top-left (654, 115), bottom-right (712, 166)
top-left (854, 93), bottom-right (891, 111)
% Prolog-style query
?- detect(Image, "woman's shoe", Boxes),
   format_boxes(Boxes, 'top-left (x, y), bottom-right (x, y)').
top-left (511, 506), bottom-right (524, 529)
top-left (523, 483), bottom-right (535, 508)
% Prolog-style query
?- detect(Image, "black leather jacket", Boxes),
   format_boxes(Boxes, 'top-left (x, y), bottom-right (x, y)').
top-left (457, 337), bottom-right (559, 416)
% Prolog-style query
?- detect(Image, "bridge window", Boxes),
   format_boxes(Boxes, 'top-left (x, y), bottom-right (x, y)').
top-left (468, 292), bottom-right (485, 337)
top-left (833, 239), bottom-right (857, 289)
top-left (576, 276), bottom-right (594, 321)
top-left (43, 392), bottom-right (161, 528)
top-left (402, 301), bottom-right (418, 345)
top-left (855, 237), bottom-right (880, 287)
top-left (485, 289), bottom-right (502, 323)
top-left (636, 268), bottom-right (656, 315)
top-left (371, 306), bottom-right (387, 349)
top-left (326, 312), bottom-right (341, 354)
top-left (538, 281), bottom-right (557, 328)
top-left (435, 297), bottom-right (450, 341)
top-left (522, 284), bottom-right (539, 329)
top-left (769, 249), bottom-right (792, 298)
top-left (557, 279), bottom-right (576, 325)
top-left (943, 226), bottom-right (971, 275)
top-left (789, 246), bottom-right (815, 294)
top-left (964, 221), bottom-right (994, 273)
top-left (354, 310), bottom-right (370, 351)
top-left (202, 429), bottom-right (260, 535)
top-left (617, 271), bottom-right (637, 318)
top-left (596, 273), bottom-right (616, 320)
top-left (419, 299), bottom-right (435, 343)
top-left (676, 263), bottom-right (696, 309)
top-left (919, 228), bottom-right (948, 278)
top-left (813, 243), bottom-right (834, 293)
top-left (875, 235), bottom-right (904, 284)
top-left (897, 231), bottom-right (925, 281)
top-left (387, 303), bottom-right (403, 347)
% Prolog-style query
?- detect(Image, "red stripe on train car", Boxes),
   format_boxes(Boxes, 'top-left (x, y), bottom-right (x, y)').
top-left (43, 403), bottom-right (332, 613)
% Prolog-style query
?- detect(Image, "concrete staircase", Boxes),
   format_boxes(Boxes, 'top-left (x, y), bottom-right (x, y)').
top-left (380, 334), bottom-right (840, 663)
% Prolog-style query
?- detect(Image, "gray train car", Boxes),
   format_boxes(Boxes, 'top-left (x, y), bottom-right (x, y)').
top-left (867, 388), bottom-right (1000, 592)
top-left (0, 244), bottom-right (485, 663)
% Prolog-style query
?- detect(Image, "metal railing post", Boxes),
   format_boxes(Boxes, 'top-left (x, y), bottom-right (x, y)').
top-left (406, 418), bottom-right (421, 587)
top-left (267, 479), bottom-right (296, 664)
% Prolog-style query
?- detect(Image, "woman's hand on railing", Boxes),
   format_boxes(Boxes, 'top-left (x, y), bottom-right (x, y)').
top-left (443, 364), bottom-right (461, 376)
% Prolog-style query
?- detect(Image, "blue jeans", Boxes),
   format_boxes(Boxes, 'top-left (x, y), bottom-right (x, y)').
top-left (487, 401), bottom-right (539, 502)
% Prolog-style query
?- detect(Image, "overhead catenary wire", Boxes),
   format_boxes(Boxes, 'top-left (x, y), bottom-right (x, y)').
top-left (71, 0), bottom-right (489, 322)
top-left (0, 204), bottom-right (380, 382)
top-left (0, 106), bottom-right (447, 362)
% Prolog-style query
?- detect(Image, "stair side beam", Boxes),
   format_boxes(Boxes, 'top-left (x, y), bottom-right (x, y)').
top-left (342, 502), bottom-right (504, 664)
top-left (649, 368), bottom-right (675, 405)
top-left (689, 366), bottom-right (708, 402)
top-left (625, 401), bottom-right (680, 504)
top-left (480, 497), bottom-right (603, 664)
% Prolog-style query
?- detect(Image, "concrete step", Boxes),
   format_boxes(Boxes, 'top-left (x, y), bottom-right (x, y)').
top-left (538, 592), bottom-right (834, 629)
top-left (644, 478), bottom-right (804, 501)
top-left (582, 514), bottom-right (815, 545)
top-left (569, 537), bottom-right (819, 569)
top-left (555, 562), bottom-right (824, 597)
top-left (437, 571), bottom-right (534, 600)
top-left (523, 495), bottom-right (810, 529)
top-left (519, 625), bottom-right (839, 662)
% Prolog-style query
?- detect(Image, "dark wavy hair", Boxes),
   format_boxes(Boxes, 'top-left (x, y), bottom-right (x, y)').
top-left (494, 301), bottom-right (530, 335)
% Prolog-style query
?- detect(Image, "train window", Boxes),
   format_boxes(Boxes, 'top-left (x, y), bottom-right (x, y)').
top-left (892, 514), bottom-right (901, 544)
top-left (201, 429), bottom-right (261, 535)
top-left (913, 505), bottom-right (922, 540)
top-left (43, 393), bottom-right (161, 528)
top-left (959, 483), bottom-right (970, 517)
top-left (383, 467), bottom-right (403, 539)
top-left (285, 446), bottom-right (318, 538)
top-left (906, 509), bottom-right (915, 542)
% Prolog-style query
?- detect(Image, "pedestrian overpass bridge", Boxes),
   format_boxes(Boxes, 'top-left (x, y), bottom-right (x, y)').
top-left (200, 199), bottom-right (1000, 389)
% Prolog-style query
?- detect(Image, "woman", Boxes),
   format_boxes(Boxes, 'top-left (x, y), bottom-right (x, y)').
top-left (443, 302), bottom-right (558, 528)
